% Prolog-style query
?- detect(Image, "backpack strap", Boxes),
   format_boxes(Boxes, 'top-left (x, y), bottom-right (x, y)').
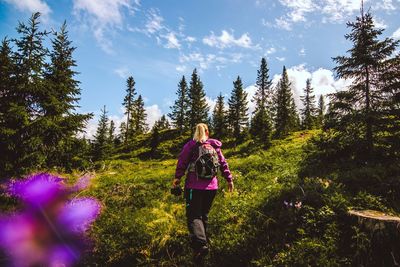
top-left (187, 141), bottom-right (201, 173)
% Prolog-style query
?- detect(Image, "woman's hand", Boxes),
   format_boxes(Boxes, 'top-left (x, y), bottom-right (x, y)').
top-left (172, 178), bottom-right (181, 188)
top-left (228, 181), bottom-right (234, 192)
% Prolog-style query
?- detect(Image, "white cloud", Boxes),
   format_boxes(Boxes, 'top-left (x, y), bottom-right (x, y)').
top-left (144, 8), bottom-right (164, 35)
top-left (73, 0), bottom-right (137, 53)
top-left (176, 65), bottom-right (187, 72)
top-left (275, 17), bottom-right (293, 30)
top-left (266, 47), bottom-right (277, 55)
top-left (392, 28), bottom-right (400, 39)
top-left (203, 30), bottom-right (255, 49)
top-left (82, 104), bottom-right (163, 139)
top-left (276, 56), bottom-right (286, 62)
top-left (146, 104), bottom-right (162, 128)
top-left (185, 36), bottom-right (197, 43)
top-left (373, 17), bottom-right (387, 29)
top-left (274, 0), bottom-right (398, 29)
top-left (206, 97), bottom-right (217, 114)
top-left (299, 48), bottom-right (306, 56)
top-left (163, 32), bottom-right (181, 49)
top-left (114, 67), bottom-right (130, 79)
top-left (270, 64), bottom-right (352, 110)
top-left (4, 0), bottom-right (51, 18)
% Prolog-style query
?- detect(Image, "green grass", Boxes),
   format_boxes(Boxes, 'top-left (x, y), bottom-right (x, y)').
top-left (76, 130), bottom-right (317, 266)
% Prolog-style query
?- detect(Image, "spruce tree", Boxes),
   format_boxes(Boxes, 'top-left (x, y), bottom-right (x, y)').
top-left (118, 121), bottom-right (127, 143)
top-left (187, 69), bottom-right (209, 131)
top-left (212, 93), bottom-right (228, 140)
top-left (150, 122), bottom-right (160, 158)
top-left (274, 66), bottom-right (296, 138)
top-left (123, 76), bottom-right (136, 142)
top-left (132, 94), bottom-right (148, 134)
top-left (316, 94), bottom-right (326, 128)
top-left (331, 5), bottom-right (399, 156)
top-left (92, 106), bottom-right (111, 161)
top-left (9, 12), bottom-right (49, 174)
top-left (228, 76), bottom-right (249, 145)
top-left (250, 58), bottom-right (273, 147)
top-left (300, 78), bottom-right (317, 130)
top-left (157, 115), bottom-right (170, 130)
top-left (108, 120), bottom-right (116, 147)
top-left (169, 76), bottom-right (189, 132)
top-left (44, 21), bottom-right (92, 167)
top-left (0, 38), bottom-right (17, 177)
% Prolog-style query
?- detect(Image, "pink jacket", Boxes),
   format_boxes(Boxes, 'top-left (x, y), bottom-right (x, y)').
top-left (175, 138), bottom-right (233, 190)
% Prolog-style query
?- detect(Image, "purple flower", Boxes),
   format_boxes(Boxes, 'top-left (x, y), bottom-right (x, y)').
top-left (58, 198), bottom-right (101, 233)
top-left (0, 173), bottom-right (101, 267)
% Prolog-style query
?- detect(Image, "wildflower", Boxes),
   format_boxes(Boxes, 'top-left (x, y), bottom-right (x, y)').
top-left (0, 173), bottom-right (101, 267)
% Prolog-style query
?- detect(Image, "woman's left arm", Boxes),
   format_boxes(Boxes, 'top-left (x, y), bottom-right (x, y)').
top-left (216, 148), bottom-right (233, 183)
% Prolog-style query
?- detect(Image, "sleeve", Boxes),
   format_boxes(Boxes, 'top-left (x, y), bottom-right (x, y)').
top-left (216, 147), bottom-right (233, 183)
top-left (174, 141), bottom-right (193, 179)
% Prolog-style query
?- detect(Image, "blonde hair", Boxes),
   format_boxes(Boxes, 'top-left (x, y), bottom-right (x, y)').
top-left (193, 123), bottom-right (209, 143)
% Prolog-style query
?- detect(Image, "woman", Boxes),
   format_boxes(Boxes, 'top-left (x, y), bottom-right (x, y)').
top-left (172, 123), bottom-right (234, 262)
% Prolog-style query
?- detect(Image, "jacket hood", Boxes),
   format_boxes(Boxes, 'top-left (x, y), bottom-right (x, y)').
top-left (206, 138), bottom-right (222, 148)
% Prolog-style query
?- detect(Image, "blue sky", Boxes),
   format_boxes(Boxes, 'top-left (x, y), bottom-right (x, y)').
top-left (1, 0), bottom-right (400, 137)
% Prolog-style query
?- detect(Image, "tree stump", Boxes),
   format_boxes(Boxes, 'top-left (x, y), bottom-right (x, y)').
top-left (348, 209), bottom-right (400, 266)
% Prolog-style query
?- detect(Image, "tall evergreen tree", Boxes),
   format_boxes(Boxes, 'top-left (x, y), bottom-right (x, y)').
top-left (169, 76), bottom-right (189, 132)
top-left (0, 38), bottom-right (17, 177)
top-left (4, 12), bottom-right (49, 175)
top-left (212, 93), bottom-right (228, 140)
top-left (187, 69), bottom-right (209, 131)
top-left (92, 106), bottom-right (110, 161)
top-left (108, 120), bottom-right (116, 147)
top-left (250, 58), bottom-right (273, 147)
top-left (44, 21), bottom-right (92, 167)
top-left (330, 5), bottom-right (400, 156)
top-left (132, 94), bottom-right (148, 134)
top-left (300, 78), bottom-right (317, 130)
top-left (316, 94), bottom-right (326, 128)
top-left (156, 115), bottom-right (170, 130)
top-left (274, 66), bottom-right (296, 138)
top-left (122, 76), bottom-right (136, 142)
top-left (118, 121), bottom-right (127, 143)
top-left (228, 76), bottom-right (249, 145)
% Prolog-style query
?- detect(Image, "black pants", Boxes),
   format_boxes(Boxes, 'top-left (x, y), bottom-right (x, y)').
top-left (184, 189), bottom-right (217, 250)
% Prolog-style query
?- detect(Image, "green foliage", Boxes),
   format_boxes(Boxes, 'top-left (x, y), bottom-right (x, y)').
top-left (168, 76), bottom-right (189, 132)
top-left (211, 93), bottom-right (228, 140)
top-left (274, 66), bottom-right (299, 139)
top-left (228, 76), bottom-right (249, 145)
top-left (187, 69), bottom-right (209, 131)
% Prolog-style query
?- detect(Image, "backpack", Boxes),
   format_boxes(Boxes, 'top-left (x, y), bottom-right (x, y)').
top-left (190, 142), bottom-right (220, 179)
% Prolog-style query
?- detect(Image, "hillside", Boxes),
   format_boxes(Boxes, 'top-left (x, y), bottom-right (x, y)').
top-left (79, 130), bottom-right (318, 266)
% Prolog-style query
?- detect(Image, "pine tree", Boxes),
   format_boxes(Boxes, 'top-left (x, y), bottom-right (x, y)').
top-left (118, 121), bottom-right (127, 143)
top-left (157, 115), bottom-right (170, 130)
top-left (108, 120), bottom-right (116, 147)
top-left (212, 93), bottom-right (228, 140)
top-left (92, 106), bottom-right (110, 161)
top-left (123, 76), bottom-right (136, 142)
top-left (7, 12), bottom-right (49, 175)
top-left (44, 21), bottom-right (92, 167)
top-left (331, 5), bottom-right (399, 157)
top-left (316, 94), bottom-right (326, 128)
top-left (0, 38), bottom-right (17, 177)
top-left (274, 66), bottom-right (296, 138)
top-left (187, 69), bottom-right (209, 131)
top-left (132, 94), bottom-right (148, 134)
top-left (150, 123), bottom-right (160, 158)
top-left (228, 76), bottom-right (249, 145)
top-left (250, 58), bottom-right (273, 147)
top-left (169, 76), bottom-right (189, 132)
top-left (300, 78), bottom-right (317, 130)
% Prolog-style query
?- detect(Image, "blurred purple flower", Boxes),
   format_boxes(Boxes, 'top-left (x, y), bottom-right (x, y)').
top-left (0, 172), bottom-right (101, 267)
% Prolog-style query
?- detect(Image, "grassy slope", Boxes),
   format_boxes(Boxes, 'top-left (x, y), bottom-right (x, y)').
top-left (80, 130), bottom-right (316, 266)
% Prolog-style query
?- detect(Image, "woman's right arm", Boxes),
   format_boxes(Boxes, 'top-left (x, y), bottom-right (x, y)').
top-left (174, 141), bottom-right (193, 180)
